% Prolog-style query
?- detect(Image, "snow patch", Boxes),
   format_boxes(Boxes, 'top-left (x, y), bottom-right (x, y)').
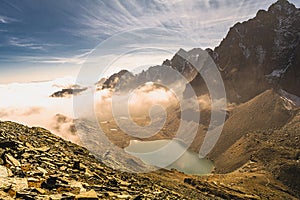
top-left (279, 89), bottom-right (300, 107)
top-left (212, 52), bottom-right (219, 60)
top-left (256, 45), bottom-right (266, 65)
top-left (266, 64), bottom-right (290, 79)
top-left (239, 43), bottom-right (251, 59)
top-left (244, 48), bottom-right (251, 59)
top-left (234, 27), bottom-right (244, 38)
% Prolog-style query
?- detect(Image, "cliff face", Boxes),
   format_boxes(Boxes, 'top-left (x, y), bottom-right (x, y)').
top-left (191, 0), bottom-right (300, 103)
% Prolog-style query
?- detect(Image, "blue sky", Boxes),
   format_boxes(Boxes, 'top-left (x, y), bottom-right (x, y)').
top-left (0, 0), bottom-right (299, 83)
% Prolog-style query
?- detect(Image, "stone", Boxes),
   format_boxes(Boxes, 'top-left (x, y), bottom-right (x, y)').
top-left (0, 165), bottom-right (9, 177)
top-left (35, 146), bottom-right (50, 152)
top-left (42, 175), bottom-right (58, 190)
top-left (0, 191), bottom-right (13, 199)
top-left (105, 191), bottom-right (118, 197)
top-left (43, 161), bottom-right (55, 168)
top-left (58, 177), bottom-right (69, 185)
top-left (60, 166), bottom-right (67, 171)
top-left (5, 154), bottom-right (21, 167)
top-left (184, 178), bottom-right (196, 186)
top-left (55, 162), bottom-right (64, 167)
top-left (33, 188), bottom-right (46, 195)
top-left (49, 194), bottom-right (63, 200)
top-left (40, 157), bottom-right (53, 162)
top-left (27, 177), bottom-right (43, 188)
top-left (119, 180), bottom-right (130, 186)
top-left (57, 184), bottom-right (78, 194)
top-left (61, 192), bottom-right (76, 200)
top-left (0, 178), bottom-right (12, 191)
top-left (79, 163), bottom-right (86, 172)
top-left (108, 178), bottom-right (118, 187)
top-left (21, 163), bottom-right (31, 172)
top-left (6, 168), bottom-right (13, 177)
top-left (75, 189), bottom-right (98, 200)
top-left (16, 190), bottom-right (36, 199)
top-left (84, 168), bottom-right (93, 177)
top-left (21, 152), bottom-right (31, 159)
top-left (12, 167), bottom-right (25, 178)
top-left (0, 140), bottom-right (15, 148)
top-left (117, 194), bottom-right (132, 199)
top-left (69, 180), bottom-right (86, 193)
top-left (73, 160), bottom-right (80, 170)
top-left (0, 148), bottom-right (5, 157)
top-left (4, 178), bottom-right (28, 197)
top-left (37, 167), bottom-right (48, 175)
top-left (133, 194), bottom-right (144, 200)
top-left (25, 142), bottom-right (34, 149)
top-left (0, 152), bottom-right (4, 165)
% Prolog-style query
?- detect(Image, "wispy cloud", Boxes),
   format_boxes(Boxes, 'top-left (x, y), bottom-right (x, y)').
top-left (67, 0), bottom-right (277, 48)
top-left (36, 56), bottom-right (85, 65)
top-left (0, 15), bottom-right (18, 24)
top-left (8, 37), bottom-right (47, 50)
top-left (1, 0), bottom-right (300, 84)
top-left (36, 49), bottom-right (93, 64)
top-left (0, 18), bottom-right (7, 24)
top-left (3, 49), bottom-right (93, 65)
top-left (7, 37), bottom-right (63, 51)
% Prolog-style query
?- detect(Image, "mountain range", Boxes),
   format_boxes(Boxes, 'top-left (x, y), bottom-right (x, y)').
top-left (95, 0), bottom-right (300, 104)
top-left (90, 0), bottom-right (300, 197)
top-left (4, 0), bottom-right (300, 199)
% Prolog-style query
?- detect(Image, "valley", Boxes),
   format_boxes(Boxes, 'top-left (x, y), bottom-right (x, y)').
top-left (0, 0), bottom-right (299, 199)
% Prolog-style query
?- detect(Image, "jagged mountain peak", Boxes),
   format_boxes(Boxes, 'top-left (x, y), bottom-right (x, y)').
top-left (268, 0), bottom-right (298, 14)
top-left (98, 70), bottom-right (134, 90)
top-left (93, 0), bottom-right (300, 104)
top-left (201, 0), bottom-right (300, 103)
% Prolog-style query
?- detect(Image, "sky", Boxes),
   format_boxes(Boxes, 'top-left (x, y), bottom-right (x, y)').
top-left (0, 0), bottom-right (299, 83)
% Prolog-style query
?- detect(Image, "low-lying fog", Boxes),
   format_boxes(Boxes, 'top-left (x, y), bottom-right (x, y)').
top-left (0, 76), bottom-right (183, 144)
top-left (0, 77), bottom-right (79, 142)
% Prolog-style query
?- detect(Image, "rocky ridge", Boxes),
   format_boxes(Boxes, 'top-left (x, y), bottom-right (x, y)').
top-left (94, 48), bottom-right (201, 92)
top-left (94, 0), bottom-right (300, 104)
top-left (0, 121), bottom-right (223, 200)
top-left (190, 0), bottom-right (300, 103)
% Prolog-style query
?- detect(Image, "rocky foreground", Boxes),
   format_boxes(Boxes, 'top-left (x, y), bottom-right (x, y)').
top-left (0, 121), bottom-right (226, 200)
top-left (0, 120), bottom-right (299, 199)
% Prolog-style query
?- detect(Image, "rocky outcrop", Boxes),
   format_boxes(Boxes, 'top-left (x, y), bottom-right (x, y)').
top-left (93, 1), bottom-right (300, 105)
top-left (204, 89), bottom-right (300, 197)
top-left (96, 48), bottom-right (201, 92)
top-left (50, 85), bottom-right (87, 98)
top-left (98, 70), bottom-right (134, 90)
top-left (190, 0), bottom-right (300, 103)
top-left (1, 119), bottom-right (296, 199)
top-left (0, 121), bottom-right (216, 199)
top-left (162, 48), bottom-right (203, 82)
